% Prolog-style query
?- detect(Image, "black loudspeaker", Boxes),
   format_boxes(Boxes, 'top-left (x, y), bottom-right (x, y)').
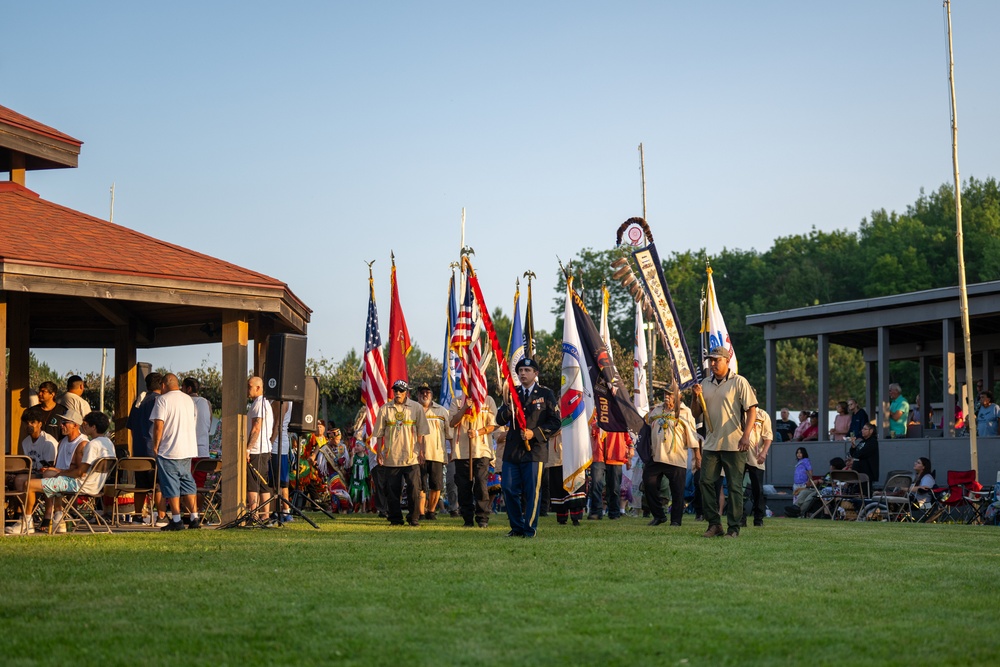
top-left (289, 376), bottom-right (320, 432)
top-left (263, 333), bottom-right (307, 401)
top-left (136, 362), bottom-right (152, 387)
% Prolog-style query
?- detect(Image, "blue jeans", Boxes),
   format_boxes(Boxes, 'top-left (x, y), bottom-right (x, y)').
top-left (501, 461), bottom-right (544, 536)
top-left (588, 462), bottom-right (623, 518)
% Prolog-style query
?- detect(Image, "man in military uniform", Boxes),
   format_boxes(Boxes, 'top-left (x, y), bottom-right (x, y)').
top-left (496, 358), bottom-right (561, 538)
top-left (372, 380), bottom-right (430, 527)
top-left (691, 345), bottom-right (758, 538)
top-left (416, 383), bottom-right (451, 520)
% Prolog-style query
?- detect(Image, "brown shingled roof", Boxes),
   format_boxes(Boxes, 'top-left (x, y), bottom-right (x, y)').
top-left (0, 104), bottom-right (82, 147)
top-left (0, 181), bottom-right (310, 316)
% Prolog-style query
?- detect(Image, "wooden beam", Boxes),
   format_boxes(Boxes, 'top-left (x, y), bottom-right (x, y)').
top-left (83, 297), bottom-right (152, 344)
top-left (7, 292), bottom-right (29, 452)
top-left (115, 321), bottom-right (138, 452)
top-left (9, 151), bottom-right (25, 185)
top-left (220, 310), bottom-right (248, 523)
top-left (0, 126), bottom-right (80, 168)
top-left (150, 322), bottom-right (223, 348)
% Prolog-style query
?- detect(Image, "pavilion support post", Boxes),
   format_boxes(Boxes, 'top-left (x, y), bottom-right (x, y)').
top-left (221, 311), bottom-right (249, 523)
top-left (864, 360), bottom-right (875, 422)
top-left (0, 294), bottom-right (6, 475)
top-left (114, 320), bottom-right (138, 451)
top-left (253, 315), bottom-right (275, 376)
top-left (7, 292), bottom-right (30, 453)
top-left (943, 319), bottom-right (957, 437)
top-left (877, 326), bottom-right (890, 439)
top-left (765, 338), bottom-right (777, 422)
top-left (918, 355), bottom-right (930, 430)
top-left (982, 349), bottom-right (995, 396)
top-left (817, 334), bottom-right (829, 439)
top-left (9, 152), bottom-right (25, 186)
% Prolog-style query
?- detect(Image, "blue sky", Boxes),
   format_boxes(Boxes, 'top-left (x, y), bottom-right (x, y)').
top-left (5, 1), bottom-right (999, 377)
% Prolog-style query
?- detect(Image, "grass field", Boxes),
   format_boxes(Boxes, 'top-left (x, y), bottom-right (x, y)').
top-left (1, 513), bottom-right (998, 667)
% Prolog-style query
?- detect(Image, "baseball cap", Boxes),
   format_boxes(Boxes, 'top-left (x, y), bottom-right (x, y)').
top-left (416, 382), bottom-right (432, 392)
top-left (391, 380), bottom-right (409, 391)
top-left (706, 345), bottom-right (731, 360)
top-left (56, 408), bottom-right (84, 425)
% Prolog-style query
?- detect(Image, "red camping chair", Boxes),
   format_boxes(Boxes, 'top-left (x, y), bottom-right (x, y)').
top-left (924, 470), bottom-right (984, 524)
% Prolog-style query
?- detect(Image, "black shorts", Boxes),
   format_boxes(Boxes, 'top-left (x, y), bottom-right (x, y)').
top-left (421, 460), bottom-right (444, 492)
top-left (135, 469), bottom-right (156, 491)
top-left (247, 454), bottom-right (270, 493)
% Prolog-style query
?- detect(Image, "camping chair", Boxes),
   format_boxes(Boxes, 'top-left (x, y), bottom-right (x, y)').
top-left (4, 455), bottom-right (33, 532)
top-left (862, 472), bottom-right (914, 522)
top-left (923, 470), bottom-right (984, 524)
top-left (106, 457), bottom-right (157, 526)
top-left (804, 475), bottom-right (837, 519)
top-left (193, 458), bottom-right (222, 525)
top-left (51, 457), bottom-right (118, 535)
top-left (828, 470), bottom-right (870, 521)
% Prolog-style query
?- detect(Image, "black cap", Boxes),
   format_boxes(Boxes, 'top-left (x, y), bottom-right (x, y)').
top-left (515, 357), bottom-right (539, 371)
top-left (391, 380), bottom-right (409, 391)
top-left (416, 382), bottom-right (432, 392)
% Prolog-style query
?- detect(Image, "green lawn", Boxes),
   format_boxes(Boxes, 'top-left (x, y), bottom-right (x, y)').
top-left (1, 514), bottom-right (997, 666)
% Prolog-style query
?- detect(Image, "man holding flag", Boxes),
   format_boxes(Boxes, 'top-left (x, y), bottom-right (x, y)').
top-left (496, 358), bottom-right (560, 538)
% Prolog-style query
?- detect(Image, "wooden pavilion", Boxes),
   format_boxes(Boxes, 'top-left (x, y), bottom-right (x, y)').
top-left (0, 103), bottom-right (311, 522)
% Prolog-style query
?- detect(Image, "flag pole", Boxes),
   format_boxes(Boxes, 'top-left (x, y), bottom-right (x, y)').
top-left (945, 0), bottom-right (977, 470)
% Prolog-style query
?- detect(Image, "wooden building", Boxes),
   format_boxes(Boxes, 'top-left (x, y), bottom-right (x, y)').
top-left (1, 104), bottom-right (311, 522)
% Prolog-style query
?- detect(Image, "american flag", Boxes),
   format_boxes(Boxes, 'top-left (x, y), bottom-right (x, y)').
top-left (360, 279), bottom-right (388, 442)
top-left (450, 278), bottom-right (487, 416)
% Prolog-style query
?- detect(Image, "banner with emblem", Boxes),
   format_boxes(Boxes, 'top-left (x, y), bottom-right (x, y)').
top-left (560, 281), bottom-right (594, 493)
top-left (702, 263), bottom-right (738, 374)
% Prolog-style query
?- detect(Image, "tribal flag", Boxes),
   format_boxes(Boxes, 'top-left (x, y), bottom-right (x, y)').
top-left (387, 257), bottom-right (411, 386)
top-left (439, 272), bottom-right (460, 407)
top-left (450, 278), bottom-right (487, 416)
top-left (560, 281), bottom-right (593, 493)
top-left (633, 302), bottom-right (650, 417)
top-left (599, 283), bottom-right (614, 363)
top-left (702, 264), bottom-right (737, 374)
top-left (507, 283), bottom-right (525, 387)
top-left (360, 275), bottom-right (388, 443)
top-left (569, 287), bottom-right (646, 435)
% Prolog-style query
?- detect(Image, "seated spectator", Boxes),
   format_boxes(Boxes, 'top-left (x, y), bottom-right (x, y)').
top-left (791, 447), bottom-right (812, 501)
top-left (848, 422), bottom-right (880, 492)
top-left (909, 457), bottom-right (936, 504)
top-left (976, 391), bottom-right (1000, 436)
top-left (786, 457), bottom-right (845, 517)
top-left (795, 412), bottom-right (819, 442)
top-left (11, 407), bottom-right (60, 530)
top-left (774, 408), bottom-right (796, 443)
top-left (792, 411), bottom-right (811, 441)
top-left (5, 410), bottom-right (115, 535)
top-left (830, 401), bottom-right (851, 441)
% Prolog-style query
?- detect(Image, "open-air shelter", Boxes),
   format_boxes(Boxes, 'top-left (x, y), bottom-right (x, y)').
top-left (747, 282), bottom-right (1000, 487)
top-left (1, 103), bottom-right (311, 522)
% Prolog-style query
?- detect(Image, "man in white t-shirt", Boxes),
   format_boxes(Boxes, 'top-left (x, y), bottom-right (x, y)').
top-left (151, 374), bottom-right (200, 531)
top-left (247, 376), bottom-right (274, 522)
top-left (58, 375), bottom-right (92, 419)
top-left (6, 409), bottom-right (114, 535)
top-left (269, 399), bottom-right (293, 521)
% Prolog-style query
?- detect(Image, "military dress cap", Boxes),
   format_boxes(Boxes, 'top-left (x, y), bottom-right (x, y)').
top-left (391, 380), bottom-right (409, 391)
top-left (706, 345), bottom-right (731, 360)
top-left (515, 358), bottom-right (539, 371)
top-left (56, 408), bottom-right (84, 425)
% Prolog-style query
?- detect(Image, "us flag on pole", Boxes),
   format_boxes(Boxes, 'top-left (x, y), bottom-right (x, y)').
top-left (450, 279), bottom-right (487, 416)
top-left (360, 279), bottom-right (388, 442)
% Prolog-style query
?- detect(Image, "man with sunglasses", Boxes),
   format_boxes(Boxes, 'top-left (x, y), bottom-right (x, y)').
top-left (372, 380), bottom-right (430, 527)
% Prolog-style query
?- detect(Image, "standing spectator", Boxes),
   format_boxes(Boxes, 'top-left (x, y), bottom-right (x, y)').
top-left (848, 422), bottom-right (879, 496)
top-left (182, 377), bottom-right (213, 513)
top-left (773, 408), bottom-right (796, 443)
top-left (496, 358), bottom-right (561, 539)
top-left (58, 375), bottom-right (92, 418)
top-left (976, 391), bottom-right (1000, 436)
top-left (847, 398), bottom-right (869, 440)
top-left (744, 409), bottom-right (773, 527)
top-left (791, 447), bottom-right (812, 504)
top-left (151, 374), bottom-right (200, 531)
top-left (887, 383), bottom-right (910, 438)
top-left (269, 399), bottom-right (293, 520)
top-left (829, 401), bottom-right (851, 441)
top-left (691, 345), bottom-right (758, 539)
top-left (127, 372), bottom-right (163, 523)
top-left (35, 381), bottom-right (66, 443)
top-left (246, 376), bottom-right (274, 523)
top-left (372, 380), bottom-right (430, 527)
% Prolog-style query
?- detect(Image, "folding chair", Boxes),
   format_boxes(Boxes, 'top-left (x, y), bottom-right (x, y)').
top-left (52, 457), bottom-right (118, 535)
top-left (828, 470), bottom-right (870, 521)
top-left (805, 475), bottom-right (837, 519)
top-left (923, 470), bottom-right (983, 524)
top-left (106, 457), bottom-right (157, 526)
top-left (193, 459), bottom-right (222, 525)
top-left (862, 472), bottom-right (914, 522)
top-left (4, 455), bottom-right (33, 533)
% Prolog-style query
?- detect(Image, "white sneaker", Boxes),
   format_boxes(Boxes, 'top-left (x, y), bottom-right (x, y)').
top-left (4, 517), bottom-right (34, 535)
top-left (52, 511), bottom-right (67, 534)
top-left (142, 515), bottom-right (152, 526)
top-left (154, 517), bottom-right (169, 527)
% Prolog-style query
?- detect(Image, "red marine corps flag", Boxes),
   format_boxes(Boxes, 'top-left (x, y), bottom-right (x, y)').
top-left (386, 252), bottom-right (411, 386)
